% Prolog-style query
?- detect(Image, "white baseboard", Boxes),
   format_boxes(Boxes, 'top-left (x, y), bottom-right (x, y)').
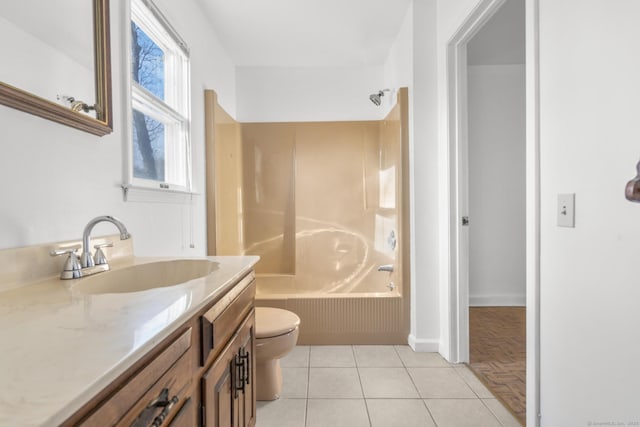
top-left (407, 334), bottom-right (440, 352)
top-left (469, 294), bottom-right (526, 307)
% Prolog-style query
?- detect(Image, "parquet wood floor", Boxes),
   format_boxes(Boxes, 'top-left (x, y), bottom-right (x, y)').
top-left (469, 306), bottom-right (526, 426)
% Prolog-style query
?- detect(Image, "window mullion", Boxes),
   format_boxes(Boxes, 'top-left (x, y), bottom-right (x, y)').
top-left (132, 83), bottom-right (187, 123)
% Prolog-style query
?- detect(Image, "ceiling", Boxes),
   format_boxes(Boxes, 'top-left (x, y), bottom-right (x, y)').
top-left (467, 0), bottom-right (525, 66)
top-left (198, 0), bottom-right (412, 67)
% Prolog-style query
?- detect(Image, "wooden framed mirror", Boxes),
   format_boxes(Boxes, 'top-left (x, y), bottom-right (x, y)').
top-left (0, 0), bottom-right (112, 136)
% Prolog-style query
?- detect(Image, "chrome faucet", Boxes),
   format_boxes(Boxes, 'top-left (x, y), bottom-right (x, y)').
top-left (81, 216), bottom-right (130, 268)
top-left (50, 216), bottom-right (130, 280)
top-left (377, 264), bottom-right (394, 273)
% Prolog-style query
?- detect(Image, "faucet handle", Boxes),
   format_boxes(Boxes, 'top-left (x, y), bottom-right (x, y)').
top-left (93, 242), bottom-right (113, 266)
top-left (49, 246), bottom-right (82, 279)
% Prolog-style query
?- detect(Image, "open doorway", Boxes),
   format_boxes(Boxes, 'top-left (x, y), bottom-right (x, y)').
top-left (447, 0), bottom-right (528, 424)
top-left (467, 0), bottom-right (526, 423)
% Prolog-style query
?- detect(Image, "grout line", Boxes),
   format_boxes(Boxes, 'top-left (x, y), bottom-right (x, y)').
top-left (304, 395), bottom-right (309, 426)
top-left (303, 397), bottom-right (385, 401)
top-left (451, 364), bottom-right (482, 399)
top-left (353, 345), bottom-right (366, 397)
top-left (418, 396), bottom-right (481, 400)
top-left (392, 344), bottom-right (407, 369)
top-left (352, 345), bottom-right (373, 426)
top-left (274, 346), bottom-right (503, 427)
top-left (304, 346), bottom-right (311, 426)
top-left (421, 399), bottom-right (439, 427)
top-left (479, 398), bottom-right (511, 427)
top-left (404, 357), bottom-right (423, 400)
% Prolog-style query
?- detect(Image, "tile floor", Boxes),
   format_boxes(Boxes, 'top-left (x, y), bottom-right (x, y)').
top-left (256, 345), bottom-right (522, 427)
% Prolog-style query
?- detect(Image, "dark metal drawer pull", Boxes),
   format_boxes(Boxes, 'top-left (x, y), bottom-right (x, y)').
top-left (239, 349), bottom-right (250, 385)
top-left (131, 388), bottom-right (179, 427)
top-left (234, 353), bottom-right (245, 397)
top-left (150, 393), bottom-right (179, 427)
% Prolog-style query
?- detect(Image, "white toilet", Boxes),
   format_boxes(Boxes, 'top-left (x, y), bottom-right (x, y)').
top-left (255, 307), bottom-right (301, 400)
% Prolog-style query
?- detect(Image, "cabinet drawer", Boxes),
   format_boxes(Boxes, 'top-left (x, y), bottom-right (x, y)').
top-left (79, 327), bottom-right (192, 426)
top-left (167, 397), bottom-right (196, 427)
top-left (201, 272), bottom-right (255, 365)
top-left (118, 349), bottom-right (193, 426)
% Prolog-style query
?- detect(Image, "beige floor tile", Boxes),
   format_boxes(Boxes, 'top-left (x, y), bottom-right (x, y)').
top-left (359, 367), bottom-right (419, 398)
top-left (454, 365), bottom-right (495, 398)
top-left (425, 399), bottom-right (502, 427)
top-left (395, 346), bottom-right (450, 367)
top-left (366, 399), bottom-right (436, 427)
top-left (483, 399), bottom-right (523, 427)
top-left (308, 367), bottom-right (363, 398)
top-left (306, 399), bottom-right (370, 427)
top-left (310, 345), bottom-right (355, 367)
top-left (408, 367), bottom-right (477, 398)
top-left (280, 367), bottom-right (308, 398)
top-left (256, 398), bottom-right (307, 427)
top-left (281, 345), bottom-right (310, 368)
top-left (353, 345), bottom-right (404, 367)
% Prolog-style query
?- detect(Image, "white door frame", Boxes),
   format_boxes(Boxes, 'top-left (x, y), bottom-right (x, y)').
top-left (446, 0), bottom-right (507, 366)
top-left (446, 0), bottom-right (540, 425)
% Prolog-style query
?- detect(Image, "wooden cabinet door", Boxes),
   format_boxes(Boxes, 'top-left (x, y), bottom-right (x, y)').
top-left (202, 339), bottom-right (236, 427)
top-left (202, 310), bottom-right (255, 427)
top-left (236, 312), bottom-right (256, 427)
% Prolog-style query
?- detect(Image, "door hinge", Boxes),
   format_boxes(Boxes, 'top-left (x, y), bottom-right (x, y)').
top-left (462, 216), bottom-right (469, 226)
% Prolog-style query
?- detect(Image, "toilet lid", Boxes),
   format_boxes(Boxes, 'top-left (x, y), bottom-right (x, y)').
top-left (255, 307), bottom-right (300, 338)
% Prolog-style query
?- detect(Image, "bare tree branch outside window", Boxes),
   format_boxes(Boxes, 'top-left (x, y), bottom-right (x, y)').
top-left (131, 22), bottom-right (165, 181)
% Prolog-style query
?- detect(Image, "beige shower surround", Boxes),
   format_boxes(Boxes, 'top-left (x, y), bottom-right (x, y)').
top-left (205, 88), bottom-right (410, 344)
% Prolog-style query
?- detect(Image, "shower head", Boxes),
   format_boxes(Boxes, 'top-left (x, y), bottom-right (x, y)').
top-left (369, 89), bottom-right (390, 106)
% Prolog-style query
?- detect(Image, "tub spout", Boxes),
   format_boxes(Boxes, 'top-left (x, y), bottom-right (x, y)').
top-left (377, 264), bottom-right (394, 273)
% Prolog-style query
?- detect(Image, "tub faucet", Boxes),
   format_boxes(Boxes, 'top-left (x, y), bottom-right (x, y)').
top-left (377, 264), bottom-right (394, 273)
top-left (81, 216), bottom-right (130, 268)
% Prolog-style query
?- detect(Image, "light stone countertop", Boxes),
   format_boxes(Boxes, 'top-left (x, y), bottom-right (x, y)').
top-left (0, 255), bottom-right (259, 427)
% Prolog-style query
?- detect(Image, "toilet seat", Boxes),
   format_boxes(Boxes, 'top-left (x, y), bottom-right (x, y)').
top-left (256, 307), bottom-right (300, 339)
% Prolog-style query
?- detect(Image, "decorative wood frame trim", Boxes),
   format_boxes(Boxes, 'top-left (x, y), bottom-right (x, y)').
top-left (0, 0), bottom-right (113, 136)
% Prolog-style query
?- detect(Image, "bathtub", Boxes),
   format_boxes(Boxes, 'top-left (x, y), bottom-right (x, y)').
top-left (255, 271), bottom-right (408, 345)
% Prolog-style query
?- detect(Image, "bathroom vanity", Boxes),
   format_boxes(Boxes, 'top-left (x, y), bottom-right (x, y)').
top-left (0, 238), bottom-right (258, 427)
top-left (63, 271), bottom-right (257, 427)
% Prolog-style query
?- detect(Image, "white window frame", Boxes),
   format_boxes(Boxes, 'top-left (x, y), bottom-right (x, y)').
top-left (124, 0), bottom-right (192, 196)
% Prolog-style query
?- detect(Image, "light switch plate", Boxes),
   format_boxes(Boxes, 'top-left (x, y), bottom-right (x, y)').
top-left (557, 193), bottom-right (575, 227)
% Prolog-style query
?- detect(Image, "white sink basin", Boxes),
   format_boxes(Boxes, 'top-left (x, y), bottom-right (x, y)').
top-left (72, 259), bottom-right (219, 294)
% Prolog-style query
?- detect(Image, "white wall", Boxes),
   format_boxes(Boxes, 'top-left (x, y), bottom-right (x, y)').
top-left (0, 0), bottom-right (236, 257)
top-left (234, 3), bottom-right (415, 124)
top-left (435, 0), bottom-right (640, 423)
top-left (380, 0), bottom-right (444, 353)
top-left (408, 0), bottom-right (441, 352)
top-left (384, 3), bottom-right (414, 100)
top-left (235, 65), bottom-right (387, 122)
top-left (539, 0), bottom-right (640, 423)
top-left (233, 1), bottom-right (419, 124)
top-left (468, 64), bottom-right (525, 306)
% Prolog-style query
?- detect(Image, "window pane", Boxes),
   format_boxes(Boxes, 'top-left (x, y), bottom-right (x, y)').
top-left (133, 109), bottom-right (165, 182)
top-left (131, 22), bottom-right (164, 100)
